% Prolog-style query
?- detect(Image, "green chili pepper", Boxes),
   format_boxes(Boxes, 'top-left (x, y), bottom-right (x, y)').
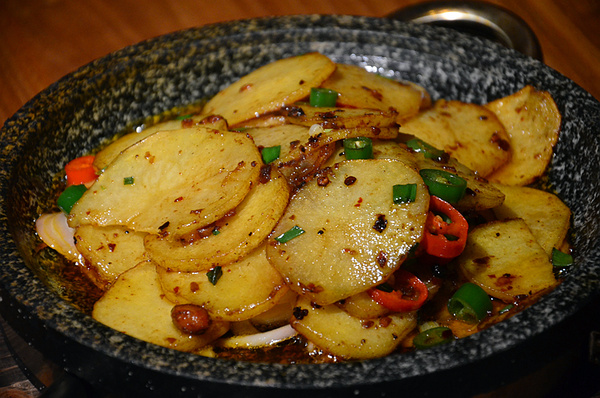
top-left (393, 183), bottom-right (417, 204)
top-left (447, 283), bottom-right (492, 324)
top-left (309, 87), bottom-right (338, 107)
top-left (57, 184), bottom-right (87, 214)
top-left (413, 326), bottom-right (455, 349)
top-left (343, 137), bottom-right (373, 160)
top-left (261, 145), bottom-right (281, 164)
top-left (419, 169), bottom-right (467, 204)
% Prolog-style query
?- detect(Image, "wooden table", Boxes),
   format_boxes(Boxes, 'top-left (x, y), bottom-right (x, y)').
top-left (0, 0), bottom-right (599, 126)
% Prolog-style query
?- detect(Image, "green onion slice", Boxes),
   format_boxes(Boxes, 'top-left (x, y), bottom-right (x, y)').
top-left (262, 145), bottom-right (281, 164)
top-left (57, 184), bottom-right (87, 214)
top-left (551, 248), bottom-right (573, 267)
top-left (275, 225), bottom-right (305, 243)
top-left (343, 137), bottom-right (373, 160)
top-left (413, 326), bottom-right (455, 349)
top-left (207, 266), bottom-right (223, 285)
top-left (447, 283), bottom-right (492, 324)
top-left (419, 169), bottom-right (467, 204)
top-left (123, 176), bottom-right (135, 185)
top-left (406, 138), bottom-right (446, 160)
top-left (309, 87), bottom-right (338, 107)
top-left (393, 183), bottom-right (417, 204)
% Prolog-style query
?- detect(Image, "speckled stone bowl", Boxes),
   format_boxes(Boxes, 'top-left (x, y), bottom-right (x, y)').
top-left (1, 15), bottom-right (599, 398)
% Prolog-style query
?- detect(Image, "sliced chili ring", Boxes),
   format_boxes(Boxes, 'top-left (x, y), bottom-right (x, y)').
top-left (413, 326), bottom-right (455, 349)
top-left (343, 137), bottom-right (373, 160)
top-left (447, 282), bottom-right (492, 324)
top-left (421, 196), bottom-right (468, 259)
top-left (419, 169), bottom-right (467, 204)
top-left (368, 269), bottom-right (429, 312)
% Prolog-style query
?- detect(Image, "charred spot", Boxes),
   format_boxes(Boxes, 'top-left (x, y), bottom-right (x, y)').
top-left (371, 126), bottom-right (381, 135)
top-left (181, 118), bottom-right (194, 128)
top-left (190, 282), bottom-right (200, 292)
top-left (251, 160), bottom-right (258, 167)
top-left (107, 243), bottom-right (116, 252)
top-left (479, 115), bottom-right (489, 121)
top-left (259, 164), bottom-right (272, 184)
top-left (474, 256), bottom-right (491, 266)
top-left (318, 111), bottom-right (338, 119)
top-left (496, 273), bottom-right (516, 287)
top-left (159, 221), bottom-right (170, 230)
top-left (286, 106), bottom-right (305, 117)
top-left (361, 85), bottom-right (383, 101)
top-left (379, 316), bottom-right (392, 327)
top-left (308, 134), bottom-right (322, 144)
top-left (317, 176), bottom-right (330, 186)
top-left (299, 79), bottom-right (305, 85)
top-left (289, 140), bottom-right (301, 149)
top-left (174, 196), bottom-right (184, 203)
top-left (376, 251), bottom-right (388, 267)
top-left (239, 83), bottom-right (253, 92)
top-left (344, 176), bottom-right (357, 186)
top-left (491, 132), bottom-right (511, 151)
top-left (373, 214), bottom-right (388, 233)
top-left (317, 229), bottom-right (325, 235)
top-left (355, 197), bottom-right (364, 208)
top-left (362, 320), bottom-right (375, 329)
top-left (292, 306), bottom-right (309, 320)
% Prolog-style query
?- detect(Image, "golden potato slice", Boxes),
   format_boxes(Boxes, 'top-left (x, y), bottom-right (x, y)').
top-left (92, 261), bottom-right (229, 352)
top-left (485, 85), bottom-right (562, 186)
top-left (458, 218), bottom-right (558, 302)
top-left (144, 167), bottom-right (289, 272)
top-left (201, 52), bottom-right (336, 127)
top-left (157, 243), bottom-right (289, 322)
top-left (291, 296), bottom-right (416, 359)
top-left (399, 99), bottom-right (511, 176)
top-left (283, 105), bottom-right (398, 130)
top-left (492, 184), bottom-right (571, 255)
top-left (74, 224), bottom-right (148, 287)
top-left (320, 63), bottom-right (428, 120)
top-left (69, 127), bottom-right (262, 235)
top-left (94, 114), bottom-right (228, 171)
top-left (336, 291), bottom-right (390, 320)
top-left (267, 159), bottom-right (429, 305)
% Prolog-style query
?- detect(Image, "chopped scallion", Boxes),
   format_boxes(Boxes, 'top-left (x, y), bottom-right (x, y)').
top-left (393, 183), bottom-right (417, 204)
top-left (343, 137), bottom-right (373, 160)
top-left (207, 266), bottom-right (223, 285)
top-left (262, 145), bottom-right (281, 164)
top-left (275, 225), bottom-right (305, 243)
top-left (123, 176), bottom-right (135, 185)
top-left (551, 248), bottom-right (573, 268)
top-left (57, 184), bottom-right (87, 214)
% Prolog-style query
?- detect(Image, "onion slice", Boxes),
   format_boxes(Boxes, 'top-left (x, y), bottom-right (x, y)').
top-left (214, 324), bottom-right (297, 349)
top-left (35, 212), bottom-right (81, 262)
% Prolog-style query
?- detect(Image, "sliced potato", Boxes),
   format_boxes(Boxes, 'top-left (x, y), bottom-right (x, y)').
top-left (291, 296), bottom-right (416, 359)
top-left (320, 63), bottom-right (428, 120)
top-left (69, 127), bottom-right (262, 235)
top-left (94, 114), bottom-right (228, 171)
top-left (145, 167), bottom-right (289, 272)
top-left (157, 243), bottom-right (289, 322)
top-left (201, 52), bottom-right (336, 126)
top-left (458, 218), bottom-right (558, 302)
top-left (336, 291), bottom-right (390, 320)
top-left (92, 261), bottom-right (229, 351)
top-left (399, 99), bottom-right (511, 176)
top-left (485, 85), bottom-right (561, 186)
top-left (74, 224), bottom-right (148, 287)
top-left (283, 105), bottom-right (398, 129)
top-left (492, 184), bottom-right (571, 255)
top-left (267, 159), bottom-right (429, 305)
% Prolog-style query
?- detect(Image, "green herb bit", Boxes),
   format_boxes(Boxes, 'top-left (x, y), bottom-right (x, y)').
top-left (393, 183), bottom-right (417, 204)
top-left (343, 137), bottom-right (373, 160)
top-left (551, 248), bottom-right (573, 268)
top-left (275, 225), bottom-right (305, 243)
top-left (262, 145), bottom-right (281, 164)
top-left (207, 266), bottom-right (223, 285)
top-left (57, 184), bottom-right (87, 214)
top-left (123, 176), bottom-right (135, 185)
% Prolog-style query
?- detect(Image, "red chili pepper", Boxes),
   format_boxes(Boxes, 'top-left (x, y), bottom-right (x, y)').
top-left (421, 196), bottom-right (468, 259)
top-left (65, 155), bottom-right (97, 186)
top-left (368, 269), bottom-right (429, 312)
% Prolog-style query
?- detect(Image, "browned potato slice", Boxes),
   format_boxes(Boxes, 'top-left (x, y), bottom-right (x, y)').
top-left (399, 99), bottom-right (511, 176)
top-left (74, 224), bottom-right (148, 287)
top-left (458, 218), bottom-right (558, 302)
top-left (69, 127), bottom-right (262, 235)
top-left (267, 159), bottom-right (429, 305)
top-left (92, 261), bottom-right (229, 352)
top-left (320, 63), bottom-right (428, 120)
top-left (336, 291), bottom-right (390, 320)
top-left (144, 167), bottom-right (289, 272)
top-left (201, 52), bottom-right (336, 127)
top-left (291, 296), bottom-right (416, 359)
top-left (94, 114), bottom-right (228, 171)
top-left (157, 243), bottom-right (289, 322)
top-left (492, 184), bottom-right (571, 255)
top-left (283, 105), bottom-right (398, 129)
top-left (485, 85), bottom-right (561, 186)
